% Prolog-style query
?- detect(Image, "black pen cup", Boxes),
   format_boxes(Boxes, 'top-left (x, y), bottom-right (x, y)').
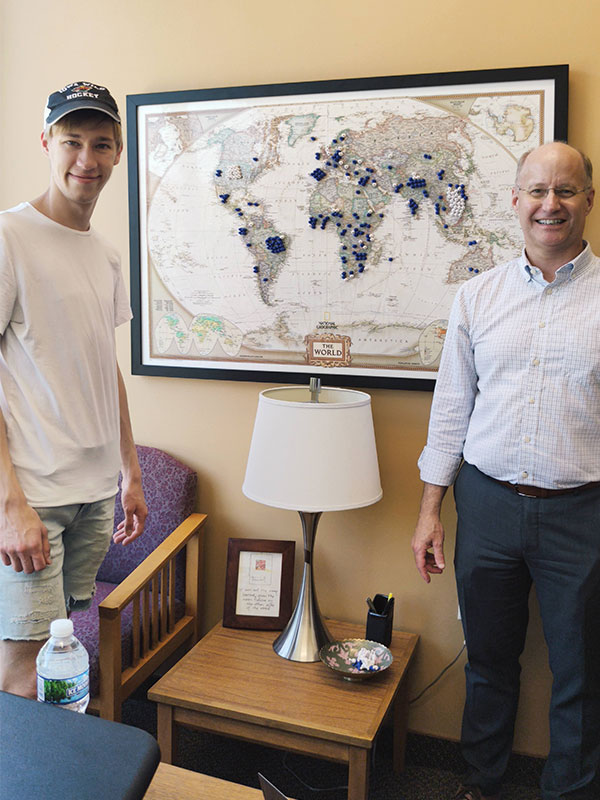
top-left (366, 593), bottom-right (394, 647)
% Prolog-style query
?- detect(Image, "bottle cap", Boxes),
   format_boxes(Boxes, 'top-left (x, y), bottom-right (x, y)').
top-left (50, 618), bottom-right (73, 638)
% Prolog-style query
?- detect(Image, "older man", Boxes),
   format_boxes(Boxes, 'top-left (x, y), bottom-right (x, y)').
top-left (413, 142), bottom-right (600, 800)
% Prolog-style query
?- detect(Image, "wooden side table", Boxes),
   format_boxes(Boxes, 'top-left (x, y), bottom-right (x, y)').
top-left (149, 619), bottom-right (419, 800)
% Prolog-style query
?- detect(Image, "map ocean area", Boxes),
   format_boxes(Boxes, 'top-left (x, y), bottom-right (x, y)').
top-left (140, 89), bottom-right (541, 377)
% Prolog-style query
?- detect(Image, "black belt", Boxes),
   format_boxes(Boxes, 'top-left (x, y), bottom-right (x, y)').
top-left (491, 477), bottom-right (600, 498)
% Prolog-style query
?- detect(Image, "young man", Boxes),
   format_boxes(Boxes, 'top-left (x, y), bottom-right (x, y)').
top-left (0, 82), bottom-right (147, 699)
top-left (413, 142), bottom-right (600, 800)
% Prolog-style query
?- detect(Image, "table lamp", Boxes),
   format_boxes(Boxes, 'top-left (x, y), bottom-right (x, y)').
top-left (242, 381), bottom-right (382, 662)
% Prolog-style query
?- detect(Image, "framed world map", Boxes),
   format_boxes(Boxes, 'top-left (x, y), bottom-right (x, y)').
top-left (127, 65), bottom-right (568, 390)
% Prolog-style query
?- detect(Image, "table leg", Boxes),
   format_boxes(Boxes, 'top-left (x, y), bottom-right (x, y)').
top-left (348, 747), bottom-right (370, 800)
top-left (392, 676), bottom-right (409, 773)
top-left (156, 703), bottom-right (176, 764)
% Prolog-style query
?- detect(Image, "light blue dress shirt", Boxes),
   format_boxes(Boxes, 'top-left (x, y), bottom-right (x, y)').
top-left (418, 243), bottom-right (600, 489)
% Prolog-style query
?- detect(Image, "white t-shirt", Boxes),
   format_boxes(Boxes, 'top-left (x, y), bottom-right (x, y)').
top-left (0, 202), bottom-right (132, 506)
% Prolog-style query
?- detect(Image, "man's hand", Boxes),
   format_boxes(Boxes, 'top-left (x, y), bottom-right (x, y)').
top-left (411, 482), bottom-right (448, 583)
top-left (411, 513), bottom-right (446, 583)
top-left (113, 477), bottom-right (148, 546)
top-left (0, 501), bottom-right (51, 573)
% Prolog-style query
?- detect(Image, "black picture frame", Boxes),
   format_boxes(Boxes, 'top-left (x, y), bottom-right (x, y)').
top-left (127, 65), bottom-right (568, 391)
top-left (222, 538), bottom-right (295, 630)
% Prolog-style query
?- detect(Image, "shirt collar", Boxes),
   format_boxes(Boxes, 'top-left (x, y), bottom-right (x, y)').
top-left (520, 241), bottom-right (593, 284)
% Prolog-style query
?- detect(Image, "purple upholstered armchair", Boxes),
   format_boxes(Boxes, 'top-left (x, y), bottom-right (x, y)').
top-left (72, 445), bottom-right (207, 721)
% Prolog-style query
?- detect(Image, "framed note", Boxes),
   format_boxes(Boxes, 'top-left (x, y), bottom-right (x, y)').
top-left (223, 538), bottom-right (295, 629)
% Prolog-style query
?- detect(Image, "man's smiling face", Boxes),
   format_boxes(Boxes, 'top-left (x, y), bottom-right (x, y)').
top-left (42, 117), bottom-right (121, 211)
top-left (511, 142), bottom-right (594, 268)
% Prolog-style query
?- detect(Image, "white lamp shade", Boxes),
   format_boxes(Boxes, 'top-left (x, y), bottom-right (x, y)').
top-left (243, 386), bottom-right (383, 512)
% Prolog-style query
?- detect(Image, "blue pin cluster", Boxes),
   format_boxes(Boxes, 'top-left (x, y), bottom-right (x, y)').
top-left (238, 227), bottom-right (248, 236)
top-left (265, 236), bottom-right (286, 254)
top-left (219, 193), bottom-right (229, 204)
top-left (468, 240), bottom-right (478, 246)
top-left (215, 169), bottom-right (223, 177)
top-left (303, 136), bottom-right (475, 281)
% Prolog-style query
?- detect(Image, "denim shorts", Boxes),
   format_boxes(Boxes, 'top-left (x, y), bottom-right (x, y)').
top-left (0, 496), bottom-right (116, 640)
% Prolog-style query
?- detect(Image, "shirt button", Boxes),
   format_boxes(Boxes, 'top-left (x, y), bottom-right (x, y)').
top-left (521, 471), bottom-right (529, 479)
top-left (532, 358), bottom-right (540, 366)
top-left (539, 321), bottom-right (546, 328)
top-left (523, 436), bottom-right (531, 443)
top-left (546, 288), bottom-right (553, 295)
top-left (528, 396), bottom-right (535, 403)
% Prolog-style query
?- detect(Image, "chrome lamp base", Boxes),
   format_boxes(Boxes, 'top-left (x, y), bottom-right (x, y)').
top-left (273, 511), bottom-right (332, 662)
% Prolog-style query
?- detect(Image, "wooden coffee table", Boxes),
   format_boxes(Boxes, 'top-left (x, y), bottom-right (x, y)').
top-left (144, 763), bottom-right (297, 799)
top-left (149, 619), bottom-right (418, 800)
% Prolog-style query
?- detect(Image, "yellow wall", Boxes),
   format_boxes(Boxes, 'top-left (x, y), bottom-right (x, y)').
top-left (2, 0), bottom-right (598, 757)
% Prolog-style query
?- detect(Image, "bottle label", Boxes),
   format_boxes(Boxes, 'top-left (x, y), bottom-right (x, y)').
top-left (37, 669), bottom-right (89, 705)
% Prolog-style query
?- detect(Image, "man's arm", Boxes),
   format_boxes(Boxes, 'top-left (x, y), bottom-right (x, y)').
top-left (0, 409), bottom-right (51, 573)
top-left (412, 287), bottom-right (477, 583)
top-left (411, 482), bottom-right (448, 583)
top-left (112, 364), bottom-right (147, 546)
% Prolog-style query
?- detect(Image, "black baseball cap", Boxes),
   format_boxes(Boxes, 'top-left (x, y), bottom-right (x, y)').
top-left (44, 81), bottom-right (120, 126)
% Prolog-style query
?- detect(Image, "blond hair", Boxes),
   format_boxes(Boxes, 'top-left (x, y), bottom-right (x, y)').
top-left (45, 109), bottom-right (122, 150)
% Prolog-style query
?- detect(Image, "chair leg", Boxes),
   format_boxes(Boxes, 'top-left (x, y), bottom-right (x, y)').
top-left (98, 613), bottom-right (122, 721)
top-left (99, 689), bottom-right (121, 722)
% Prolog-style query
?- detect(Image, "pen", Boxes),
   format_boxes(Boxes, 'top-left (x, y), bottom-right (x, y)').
top-left (383, 592), bottom-right (393, 614)
top-left (366, 596), bottom-right (377, 613)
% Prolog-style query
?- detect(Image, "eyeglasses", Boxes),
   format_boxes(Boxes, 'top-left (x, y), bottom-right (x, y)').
top-left (517, 186), bottom-right (592, 200)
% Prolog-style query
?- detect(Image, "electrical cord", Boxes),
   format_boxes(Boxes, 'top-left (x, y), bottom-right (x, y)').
top-left (282, 750), bottom-right (348, 792)
top-left (281, 734), bottom-right (380, 793)
top-left (409, 641), bottom-right (467, 704)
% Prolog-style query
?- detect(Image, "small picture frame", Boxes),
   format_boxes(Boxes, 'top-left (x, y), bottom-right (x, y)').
top-left (223, 538), bottom-right (295, 630)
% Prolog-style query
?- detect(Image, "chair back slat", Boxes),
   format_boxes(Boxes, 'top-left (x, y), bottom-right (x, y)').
top-left (142, 585), bottom-right (150, 655)
top-left (160, 570), bottom-right (168, 640)
top-left (132, 595), bottom-right (141, 667)
top-left (169, 560), bottom-right (176, 633)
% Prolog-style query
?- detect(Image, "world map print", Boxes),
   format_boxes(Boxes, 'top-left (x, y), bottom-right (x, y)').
top-left (135, 81), bottom-right (554, 385)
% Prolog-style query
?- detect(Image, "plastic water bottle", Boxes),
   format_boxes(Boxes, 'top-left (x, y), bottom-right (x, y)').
top-left (36, 618), bottom-right (89, 713)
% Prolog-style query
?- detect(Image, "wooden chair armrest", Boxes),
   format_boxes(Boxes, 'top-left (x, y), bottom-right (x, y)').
top-left (98, 513), bottom-right (207, 619)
